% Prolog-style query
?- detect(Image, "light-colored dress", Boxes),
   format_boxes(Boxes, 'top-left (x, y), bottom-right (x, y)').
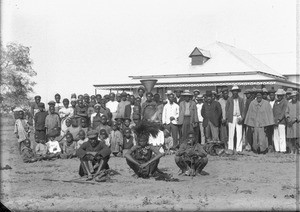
top-left (14, 119), bottom-right (30, 143)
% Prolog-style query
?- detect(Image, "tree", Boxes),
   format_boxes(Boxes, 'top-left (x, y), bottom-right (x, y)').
top-left (0, 43), bottom-right (37, 112)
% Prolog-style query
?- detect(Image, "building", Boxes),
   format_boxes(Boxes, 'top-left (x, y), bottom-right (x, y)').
top-left (94, 41), bottom-right (299, 97)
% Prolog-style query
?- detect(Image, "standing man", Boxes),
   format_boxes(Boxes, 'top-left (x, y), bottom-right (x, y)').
top-left (174, 88), bottom-right (184, 104)
top-left (225, 85), bottom-right (244, 152)
top-left (116, 92), bottom-right (130, 119)
top-left (178, 90), bottom-right (199, 142)
top-left (141, 92), bottom-right (157, 121)
top-left (162, 93), bottom-right (180, 148)
top-left (201, 91), bottom-right (222, 142)
top-left (218, 88), bottom-right (229, 147)
top-left (244, 90), bottom-right (274, 154)
top-left (137, 86), bottom-right (146, 106)
top-left (243, 89), bottom-right (254, 149)
top-left (31, 95), bottom-right (41, 118)
top-left (196, 94), bottom-right (205, 144)
top-left (273, 89), bottom-right (288, 153)
top-left (106, 93), bottom-right (119, 121)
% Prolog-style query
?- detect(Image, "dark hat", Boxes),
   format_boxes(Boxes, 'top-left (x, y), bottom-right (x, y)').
top-left (83, 93), bottom-right (89, 97)
top-left (255, 89), bottom-right (263, 94)
top-left (137, 86), bottom-right (145, 92)
top-left (124, 117), bottom-right (132, 122)
top-left (34, 95), bottom-right (41, 99)
top-left (268, 88), bottom-right (276, 94)
top-left (38, 102), bottom-right (45, 108)
top-left (221, 87), bottom-right (229, 92)
top-left (115, 117), bottom-right (124, 121)
top-left (87, 130), bottom-right (98, 138)
top-left (48, 100), bottom-right (56, 105)
top-left (206, 90), bottom-right (213, 97)
top-left (120, 92), bottom-right (127, 97)
top-left (193, 89), bottom-right (200, 94)
top-left (286, 88), bottom-right (293, 94)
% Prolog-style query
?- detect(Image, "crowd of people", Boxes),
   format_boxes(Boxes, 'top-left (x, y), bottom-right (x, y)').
top-left (13, 85), bottom-right (299, 179)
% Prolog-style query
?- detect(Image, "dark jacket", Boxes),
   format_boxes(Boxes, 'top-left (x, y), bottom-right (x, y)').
top-left (225, 96), bottom-right (245, 123)
top-left (273, 99), bottom-right (288, 125)
top-left (201, 100), bottom-right (222, 127)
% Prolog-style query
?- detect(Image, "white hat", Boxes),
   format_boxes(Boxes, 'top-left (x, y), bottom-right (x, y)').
top-left (230, 85), bottom-right (241, 92)
top-left (13, 107), bottom-right (23, 112)
top-left (165, 90), bottom-right (173, 95)
top-left (275, 89), bottom-right (286, 95)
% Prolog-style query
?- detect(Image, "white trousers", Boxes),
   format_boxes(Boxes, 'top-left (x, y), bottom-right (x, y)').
top-left (228, 116), bottom-right (243, 151)
top-left (273, 124), bottom-right (286, 152)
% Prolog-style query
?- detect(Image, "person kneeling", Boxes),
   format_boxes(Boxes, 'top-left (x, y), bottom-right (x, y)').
top-left (175, 132), bottom-right (208, 176)
top-left (124, 121), bottom-right (163, 178)
top-left (76, 130), bottom-right (111, 181)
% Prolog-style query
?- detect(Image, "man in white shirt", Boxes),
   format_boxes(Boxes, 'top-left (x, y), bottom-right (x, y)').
top-left (196, 94), bottom-right (205, 144)
top-left (162, 93), bottom-right (179, 148)
top-left (106, 92), bottom-right (119, 120)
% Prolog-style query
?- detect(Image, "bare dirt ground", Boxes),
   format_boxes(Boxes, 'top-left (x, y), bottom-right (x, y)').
top-left (0, 115), bottom-right (299, 211)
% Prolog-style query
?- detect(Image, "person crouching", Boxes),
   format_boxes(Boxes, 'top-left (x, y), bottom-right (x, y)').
top-left (124, 121), bottom-right (163, 178)
top-left (175, 132), bottom-right (208, 176)
top-left (76, 130), bottom-right (111, 180)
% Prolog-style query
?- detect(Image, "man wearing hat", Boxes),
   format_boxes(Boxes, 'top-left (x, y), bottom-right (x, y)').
top-left (34, 102), bottom-right (48, 142)
top-left (285, 90), bottom-right (299, 154)
top-left (262, 88), bottom-right (269, 101)
top-left (116, 92), bottom-right (130, 119)
top-left (285, 88), bottom-right (294, 102)
top-left (178, 90), bottom-right (199, 142)
top-left (201, 90), bottom-right (222, 142)
top-left (76, 130), bottom-right (111, 180)
top-left (244, 89), bottom-right (275, 154)
top-left (218, 87), bottom-right (229, 146)
top-left (225, 85), bottom-right (244, 152)
top-left (45, 105), bottom-right (61, 137)
top-left (162, 93), bottom-right (180, 148)
top-left (192, 89), bottom-right (200, 102)
top-left (174, 88), bottom-right (184, 104)
top-left (272, 89), bottom-right (288, 153)
top-left (243, 88), bottom-right (255, 149)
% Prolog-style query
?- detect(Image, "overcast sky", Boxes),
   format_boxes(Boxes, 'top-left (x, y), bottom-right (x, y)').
top-left (2, 0), bottom-right (297, 103)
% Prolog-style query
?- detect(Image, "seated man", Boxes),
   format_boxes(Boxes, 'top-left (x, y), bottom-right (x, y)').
top-left (21, 139), bottom-right (39, 163)
top-left (175, 132), bottom-right (208, 176)
top-left (124, 121), bottom-right (163, 178)
top-left (76, 130), bottom-right (111, 180)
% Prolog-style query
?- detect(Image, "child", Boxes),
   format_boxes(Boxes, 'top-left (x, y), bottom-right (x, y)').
top-left (99, 129), bottom-right (110, 147)
top-left (124, 121), bottom-right (163, 178)
top-left (46, 131), bottom-right (62, 158)
top-left (76, 129), bottom-right (88, 149)
top-left (14, 109), bottom-right (30, 153)
top-left (110, 122), bottom-right (123, 157)
top-left (122, 127), bottom-right (134, 157)
top-left (66, 116), bottom-right (82, 141)
top-left (21, 139), bottom-right (39, 163)
top-left (123, 118), bottom-right (131, 128)
top-left (163, 129), bottom-right (174, 155)
top-left (61, 133), bottom-right (77, 159)
top-left (114, 117), bottom-right (124, 132)
top-left (80, 118), bottom-right (89, 135)
top-left (61, 118), bottom-right (72, 137)
top-left (96, 115), bottom-right (112, 136)
top-left (45, 105), bottom-right (61, 137)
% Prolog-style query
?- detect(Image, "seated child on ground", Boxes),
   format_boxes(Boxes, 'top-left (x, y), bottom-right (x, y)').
top-left (46, 131), bottom-right (62, 158)
top-left (125, 121), bottom-right (163, 178)
top-left (122, 127), bottom-right (134, 157)
top-left (163, 129), bottom-right (174, 155)
top-left (21, 139), bottom-right (39, 163)
top-left (61, 133), bottom-right (77, 159)
top-left (110, 122), bottom-right (123, 157)
top-left (76, 129), bottom-right (88, 149)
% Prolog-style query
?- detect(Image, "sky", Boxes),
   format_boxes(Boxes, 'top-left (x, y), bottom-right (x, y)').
top-left (2, 0), bottom-right (297, 103)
